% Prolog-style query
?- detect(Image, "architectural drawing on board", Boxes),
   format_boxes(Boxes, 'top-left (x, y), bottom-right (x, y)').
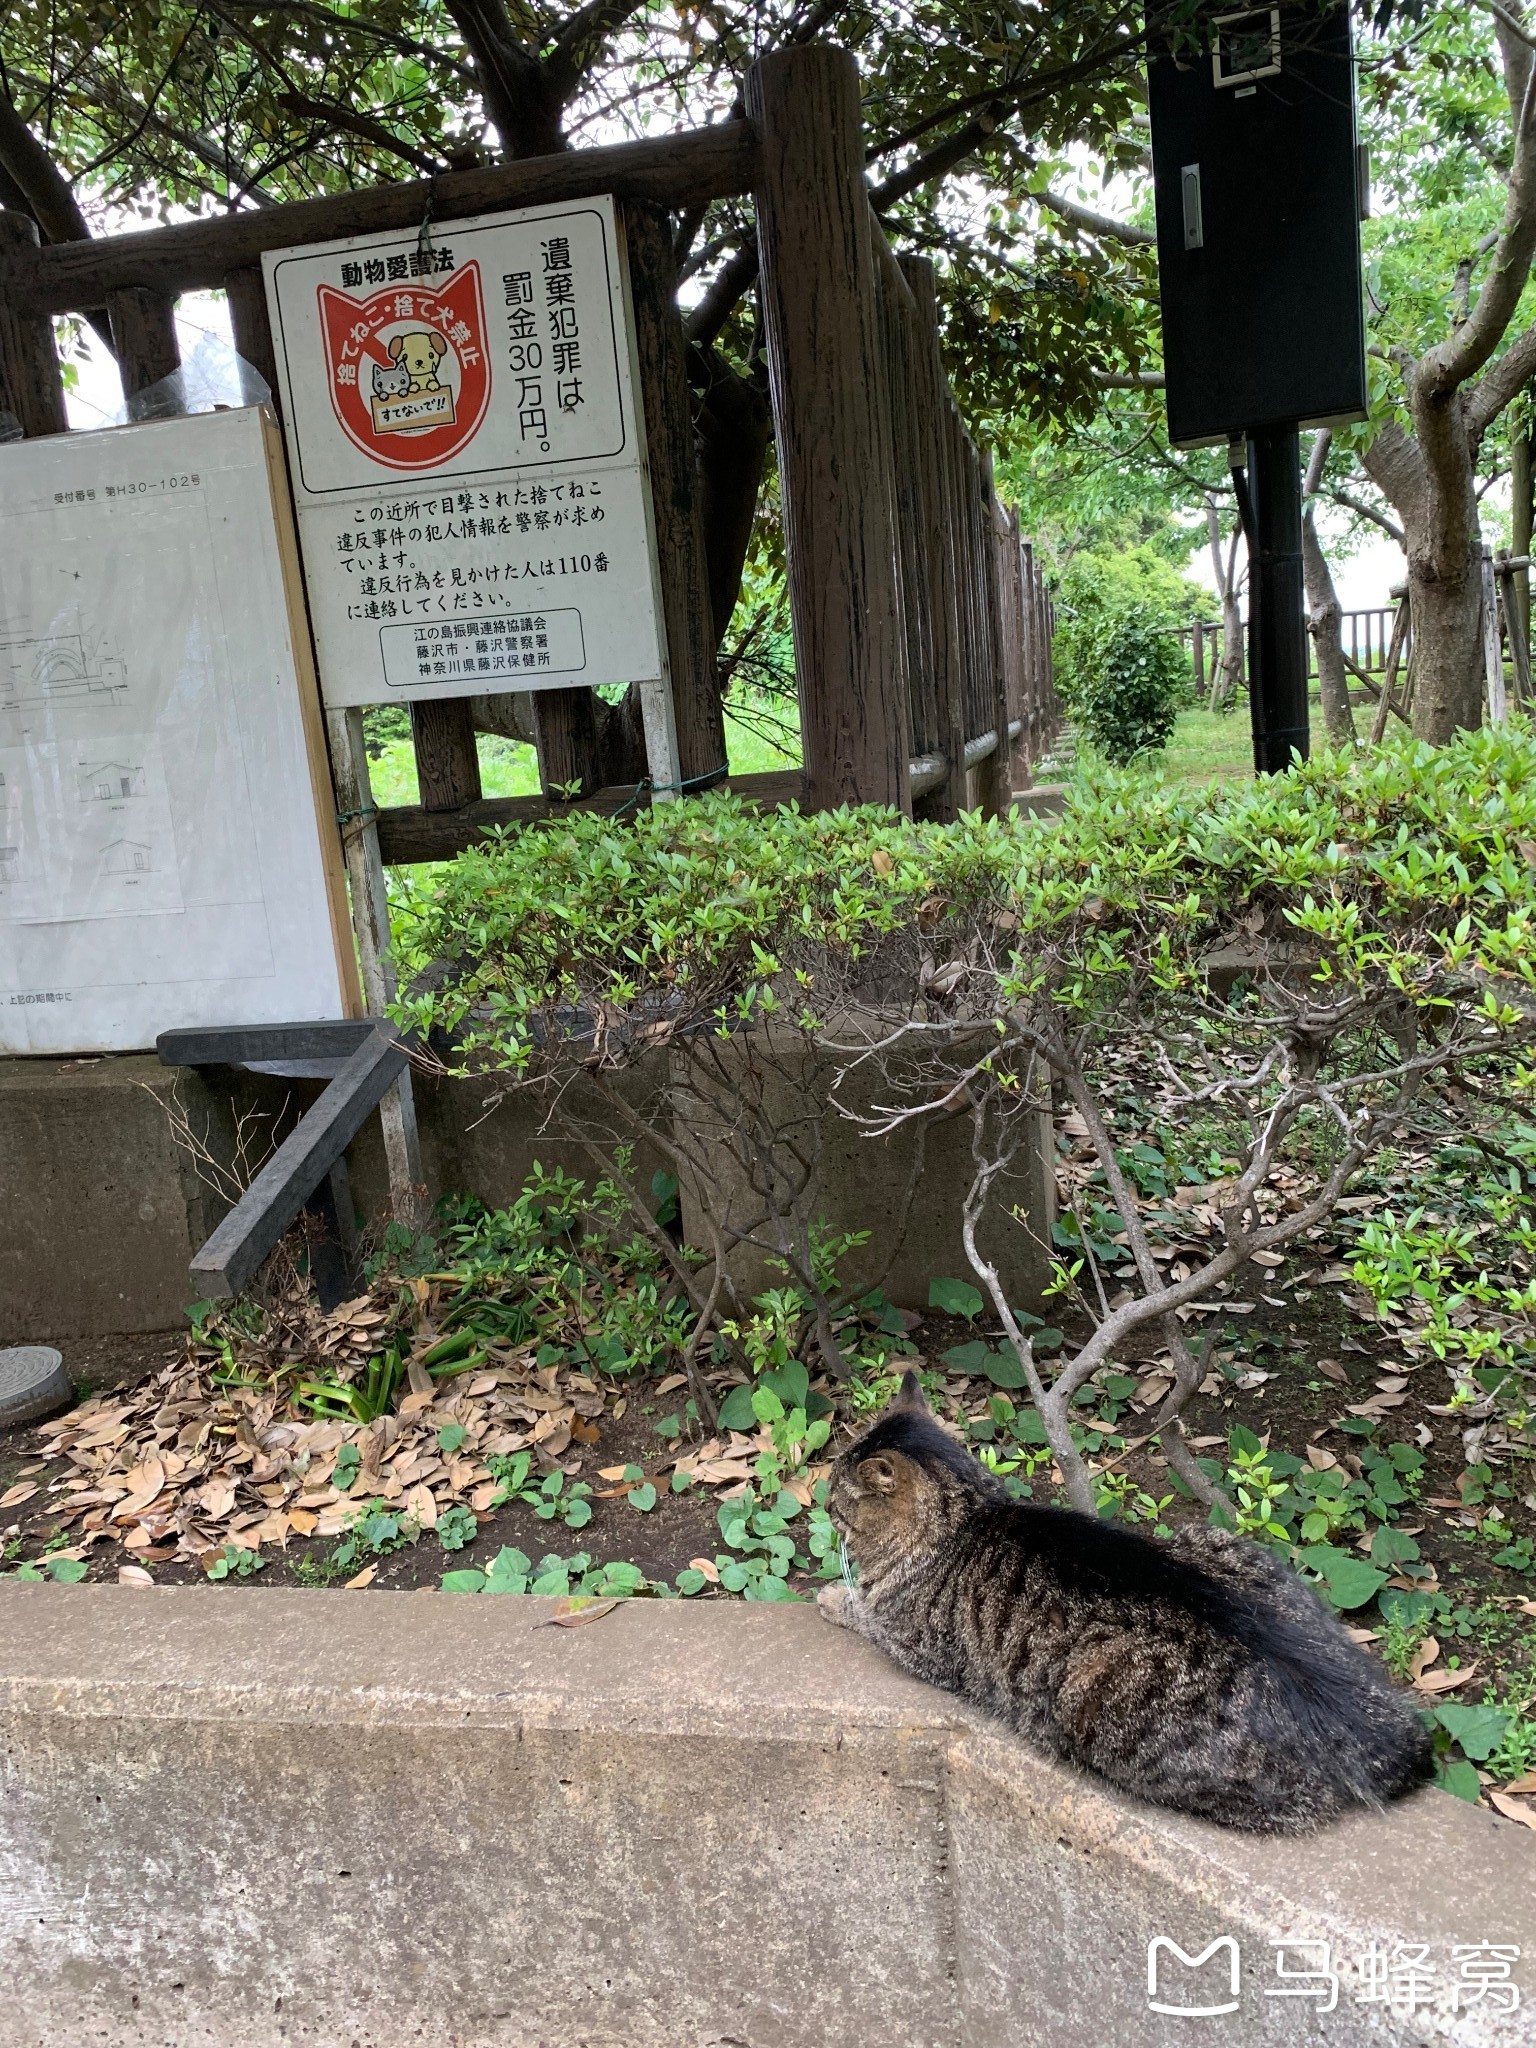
top-left (77, 758), bottom-right (146, 803)
top-left (0, 630), bottom-right (129, 714)
top-left (100, 837), bottom-right (153, 876)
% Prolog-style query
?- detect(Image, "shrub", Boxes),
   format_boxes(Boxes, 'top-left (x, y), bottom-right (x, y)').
top-left (1065, 601), bottom-right (1187, 763)
top-left (1053, 544), bottom-right (1200, 762)
top-left (396, 725), bottom-right (1536, 1512)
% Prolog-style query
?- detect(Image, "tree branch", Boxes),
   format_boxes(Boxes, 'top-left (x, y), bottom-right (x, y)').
top-left (1037, 186), bottom-right (1155, 246)
top-left (1419, 38), bottom-right (1536, 397)
top-left (275, 92), bottom-right (448, 175)
top-left (0, 77), bottom-right (95, 244)
top-left (1466, 316), bottom-right (1536, 441)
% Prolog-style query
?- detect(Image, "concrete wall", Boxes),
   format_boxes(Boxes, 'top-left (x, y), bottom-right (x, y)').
top-left (1, 1586), bottom-right (1531, 2048)
top-left (3, 1037), bottom-right (1052, 1339)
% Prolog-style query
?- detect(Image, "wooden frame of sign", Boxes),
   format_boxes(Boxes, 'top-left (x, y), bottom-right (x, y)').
top-left (0, 405), bottom-right (361, 1055)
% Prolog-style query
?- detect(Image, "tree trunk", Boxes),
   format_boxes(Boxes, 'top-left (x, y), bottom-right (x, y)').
top-left (1301, 503), bottom-right (1357, 745)
top-left (1403, 547), bottom-right (1485, 740)
top-left (1204, 496), bottom-right (1245, 710)
top-left (695, 350), bottom-right (774, 645)
top-left (1361, 416), bottom-right (1486, 743)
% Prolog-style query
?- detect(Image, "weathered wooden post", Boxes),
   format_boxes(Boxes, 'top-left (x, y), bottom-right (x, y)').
top-left (624, 201), bottom-right (727, 789)
top-left (225, 266), bottom-right (282, 412)
top-left (975, 452), bottom-right (1011, 818)
top-left (105, 286), bottom-right (180, 398)
top-left (0, 213), bottom-right (68, 436)
top-left (901, 256), bottom-right (965, 821)
top-left (745, 44), bottom-right (910, 813)
top-left (410, 701), bottom-right (484, 810)
top-left (873, 236), bottom-right (934, 777)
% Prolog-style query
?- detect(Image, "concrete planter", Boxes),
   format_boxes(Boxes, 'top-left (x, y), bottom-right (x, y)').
top-left (0, 1586), bottom-right (1530, 2048)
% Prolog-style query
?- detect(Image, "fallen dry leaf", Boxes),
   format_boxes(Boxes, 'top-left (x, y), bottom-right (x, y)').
top-left (1346, 1392), bottom-right (1406, 1417)
top-left (688, 1557), bottom-right (720, 1583)
top-left (0, 1482), bottom-right (39, 1510)
top-left (1344, 1626), bottom-right (1378, 1645)
top-left (1489, 1792), bottom-right (1536, 1831)
top-left (540, 1596), bottom-right (619, 1628)
top-left (1409, 1637), bottom-right (1441, 1683)
top-left (117, 1565), bottom-right (154, 1587)
top-left (1249, 1249), bottom-right (1284, 1268)
top-left (1505, 1771), bottom-right (1536, 1794)
top-left (1415, 1660), bottom-right (1479, 1695)
top-left (1305, 1445), bottom-right (1339, 1472)
top-left (344, 1565), bottom-right (377, 1590)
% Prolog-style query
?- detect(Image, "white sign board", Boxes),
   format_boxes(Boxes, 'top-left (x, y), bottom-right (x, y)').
top-left (0, 408), bottom-right (358, 1054)
top-left (262, 196), bottom-right (676, 767)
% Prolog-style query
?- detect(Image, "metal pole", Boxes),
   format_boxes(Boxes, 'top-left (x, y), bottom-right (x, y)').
top-left (1245, 424), bottom-right (1310, 773)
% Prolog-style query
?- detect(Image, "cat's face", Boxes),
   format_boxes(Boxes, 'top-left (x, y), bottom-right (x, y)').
top-left (827, 1371), bottom-right (949, 1549)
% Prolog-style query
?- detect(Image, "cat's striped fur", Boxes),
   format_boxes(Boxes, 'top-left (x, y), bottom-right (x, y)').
top-left (820, 1372), bottom-right (1433, 1833)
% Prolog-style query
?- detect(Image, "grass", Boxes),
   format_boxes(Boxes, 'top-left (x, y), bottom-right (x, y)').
top-left (1156, 705), bottom-right (1256, 784)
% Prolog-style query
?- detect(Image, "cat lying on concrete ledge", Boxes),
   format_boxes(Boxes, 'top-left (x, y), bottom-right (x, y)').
top-left (820, 1372), bottom-right (1433, 1834)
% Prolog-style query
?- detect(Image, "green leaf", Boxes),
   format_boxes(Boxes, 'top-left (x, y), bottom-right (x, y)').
top-left (751, 1386), bottom-right (785, 1426)
top-left (942, 1340), bottom-right (991, 1374)
top-left (985, 1344), bottom-right (1027, 1389)
top-left (1299, 1545), bottom-right (1388, 1611)
top-left (1370, 1526), bottom-right (1422, 1568)
top-left (1379, 1588), bottom-right (1436, 1630)
top-left (1434, 1757), bottom-right (1484, 1803)
top-left (436, 1423), bottom-right (468, 1455)
top-left (47, 1557), bottom-right (89, 1584)
top-left (716, 1384), bottom-right (757, 1432)
top-left (1433, 1703), bottom-right (1512, 1762)
top-left (762, 1360), bottom-right (809, 1411)
top-left (627, 1483), bottom-right (658, 1512)
top-left (563, 1497), bottom-right (594, 1529)
top-left (435, 1504), bottom-right (479, 1552)
top-left (440, 1569), bottom-right (486, 1594)
top-left (929, 1277), bottom-right (983, 1321)
top-left (1228, 1423), bottom-right (1265, 1457)
top-left (675, 1568), bottom-right (707, 1595)
top-left (744, 1575), bottom-right (801, 1601)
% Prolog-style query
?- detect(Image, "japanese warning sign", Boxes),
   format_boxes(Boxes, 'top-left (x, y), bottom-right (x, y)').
top-left (261, 197), bottom-right (672, 724)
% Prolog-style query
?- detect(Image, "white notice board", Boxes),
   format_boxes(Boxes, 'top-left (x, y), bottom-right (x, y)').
top-left (0, 407), bottom-right (360, 1055)
top-left (262, 197), bottom-right (677, 775)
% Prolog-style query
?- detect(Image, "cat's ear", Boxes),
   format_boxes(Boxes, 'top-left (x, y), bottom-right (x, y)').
top-left (892, 1369), bottom-right (929, 1413)
top-left (858, 1453), bottom-right (902, 1494)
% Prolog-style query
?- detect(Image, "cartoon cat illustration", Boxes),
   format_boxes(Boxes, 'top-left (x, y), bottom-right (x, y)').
top-left (371, 357), bottom-right (411, 401)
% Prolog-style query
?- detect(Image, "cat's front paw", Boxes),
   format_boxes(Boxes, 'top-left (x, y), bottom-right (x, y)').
top-left (817, 1583), bottom-right (857, 1630)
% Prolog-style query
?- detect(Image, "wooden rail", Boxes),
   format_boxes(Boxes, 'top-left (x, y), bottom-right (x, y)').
top-left (1, 125), bottom-right (760, 312)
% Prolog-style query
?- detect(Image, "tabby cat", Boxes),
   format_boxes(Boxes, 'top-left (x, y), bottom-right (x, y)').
top-left (819, 1372), bottom-right (1433, 1833)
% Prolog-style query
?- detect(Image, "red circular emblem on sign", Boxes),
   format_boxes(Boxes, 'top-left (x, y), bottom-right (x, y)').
top-left (318, 262), bottom-right (492, 471)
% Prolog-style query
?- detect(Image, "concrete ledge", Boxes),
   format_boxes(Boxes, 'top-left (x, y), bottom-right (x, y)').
top-left (2, 1588), bottom-right (1532, 2047)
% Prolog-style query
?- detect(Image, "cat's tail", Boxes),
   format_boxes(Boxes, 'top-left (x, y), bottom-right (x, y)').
top-left (1252, 1600), bottom-right (1435, 1811)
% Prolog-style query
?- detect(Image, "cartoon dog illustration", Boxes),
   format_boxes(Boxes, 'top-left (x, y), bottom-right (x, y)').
top-left (388, 328), bottom-right (448, 394)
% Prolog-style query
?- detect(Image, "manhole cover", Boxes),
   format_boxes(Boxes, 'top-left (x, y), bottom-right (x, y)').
top-left (0, 1346), bottom-right (71, 1429)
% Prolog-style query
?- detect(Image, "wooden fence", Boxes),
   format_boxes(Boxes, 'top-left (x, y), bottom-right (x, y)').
top-left (1175, 606), bottom-right (1407, 692)
top-left (0, 45), bottom-right (1056, 874)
